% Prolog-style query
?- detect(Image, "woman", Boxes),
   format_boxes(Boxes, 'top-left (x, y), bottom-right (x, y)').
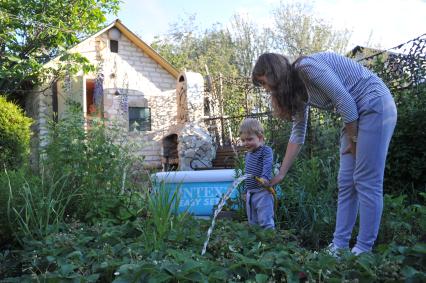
top-left (252, 52), bottom-right (397, 255)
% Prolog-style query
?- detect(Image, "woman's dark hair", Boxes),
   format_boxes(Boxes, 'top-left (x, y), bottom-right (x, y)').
top-left (252, 53), bottom-right (308, 120)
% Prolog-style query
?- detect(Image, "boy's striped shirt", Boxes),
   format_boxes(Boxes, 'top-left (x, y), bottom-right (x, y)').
top-left (245, 145), bottom-right (273, 191)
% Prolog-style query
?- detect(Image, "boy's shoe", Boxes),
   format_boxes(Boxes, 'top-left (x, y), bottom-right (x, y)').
top-left (325, 243), bottom-right (347, 257)
top-left (350, 246), bottom-right (366, 256)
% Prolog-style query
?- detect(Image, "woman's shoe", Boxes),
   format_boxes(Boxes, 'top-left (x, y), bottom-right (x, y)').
top-left (350, 246), bottom-right (366, 256)
top-left (326, 243), bottom-right (347, 257)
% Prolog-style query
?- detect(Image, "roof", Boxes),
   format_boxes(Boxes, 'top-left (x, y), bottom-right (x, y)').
top-left (347, 45), bottom-right (407, 62)
top-left (113, 19), bottom-right (179, 78)
top-left (48, 19), bottom-right (180, 79)
top-left (346, 45), bottom-right (383, 58)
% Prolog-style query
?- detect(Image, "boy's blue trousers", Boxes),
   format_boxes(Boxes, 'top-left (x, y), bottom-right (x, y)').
top-left (246, 189), bottom-right (275, 229)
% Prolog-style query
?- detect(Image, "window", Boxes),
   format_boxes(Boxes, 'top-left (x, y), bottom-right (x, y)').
top-left (110, 40), bottom-right (118, 53)
top-left (129, 107), bottom-right (151, 131)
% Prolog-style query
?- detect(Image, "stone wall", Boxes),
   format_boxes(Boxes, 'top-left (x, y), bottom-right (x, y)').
top-left (24, 88), bottom-right (42, 169)
top-left (178, 123), bottom-right (215, 170)
top-left (128, 89), bottom-right (178, 168)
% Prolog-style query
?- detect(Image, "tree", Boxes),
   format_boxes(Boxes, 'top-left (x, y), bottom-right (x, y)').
top-left (152, 14), bottom-right (239, 77)
top-left (228, 14), bottom-right (273, 77)
top-left (0, 0), bottom-right (120, 103)
top-left (272, 1), bottom-right (351, 56)
top-left (151, 7), bottom-right (353, 119)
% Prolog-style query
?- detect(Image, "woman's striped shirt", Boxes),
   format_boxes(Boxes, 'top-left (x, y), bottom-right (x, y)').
top-left (290, 52), bottom-right (390, 144)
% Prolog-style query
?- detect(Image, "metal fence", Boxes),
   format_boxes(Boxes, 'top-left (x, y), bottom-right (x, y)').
top-left (352, 33), bottom-right (426, 95)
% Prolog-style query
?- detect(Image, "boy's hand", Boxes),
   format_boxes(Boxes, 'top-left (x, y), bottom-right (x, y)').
top-left (255, 177), bottom-right (270, 187)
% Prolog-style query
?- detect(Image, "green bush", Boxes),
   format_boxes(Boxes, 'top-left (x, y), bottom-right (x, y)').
top-left (0, 95), bottom-right (33, 169)
top-left (378, 193), bottom-right (426, 246)
top-left (384, 88), bottom-right (426, 200)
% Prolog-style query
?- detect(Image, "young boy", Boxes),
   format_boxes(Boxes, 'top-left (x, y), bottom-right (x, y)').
top-left (239, 118), bottom-right (275, 229)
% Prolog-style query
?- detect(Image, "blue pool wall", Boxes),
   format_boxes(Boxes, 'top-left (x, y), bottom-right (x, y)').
top-left (151, 169), bottom-right (239, 216)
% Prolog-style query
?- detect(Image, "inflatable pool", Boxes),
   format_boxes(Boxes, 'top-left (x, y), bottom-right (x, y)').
top-left (151, 169), bottom-right (239, 216)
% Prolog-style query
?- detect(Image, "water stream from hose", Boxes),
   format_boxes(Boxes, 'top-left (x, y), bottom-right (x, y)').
top-left (201, 174), bottom-right (252, 255)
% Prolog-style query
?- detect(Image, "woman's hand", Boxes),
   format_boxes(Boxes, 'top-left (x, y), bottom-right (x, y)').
top-left (269, 174), bottom-right (284, 186)
top-left (343, 121), bottom-right (358, 156)
top-left (267, 142), bottom-right (301, 187)
top-left (343, 140), bottom-right (356, 156)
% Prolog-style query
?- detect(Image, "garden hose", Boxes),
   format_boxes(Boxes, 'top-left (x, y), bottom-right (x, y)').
top-left (254, 176), bottom-right (278, 215)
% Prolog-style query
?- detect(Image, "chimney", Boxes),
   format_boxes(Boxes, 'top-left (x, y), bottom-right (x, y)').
top-left (176, 71), bottom-right (204, 124)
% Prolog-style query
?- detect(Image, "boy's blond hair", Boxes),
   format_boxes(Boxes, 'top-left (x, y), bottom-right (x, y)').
top-left (239, 118), bottom-right (264, 138)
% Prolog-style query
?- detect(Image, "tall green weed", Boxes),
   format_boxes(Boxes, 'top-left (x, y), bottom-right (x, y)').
top-left (140, 181), bottom-right (188, 251)
top-left (6, 168), bottom-right (77, 243)
top-left (0, 168), bottom-right (37, 244)
top-left (278, 156), bottom-right (338, 248)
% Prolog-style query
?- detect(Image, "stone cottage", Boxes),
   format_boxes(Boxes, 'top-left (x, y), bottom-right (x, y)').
top-left (25, 19), bottom-right (215, 171)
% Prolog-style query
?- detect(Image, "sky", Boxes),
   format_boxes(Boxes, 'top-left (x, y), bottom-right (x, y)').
top-left (107, 0), bottom-right (426, 51)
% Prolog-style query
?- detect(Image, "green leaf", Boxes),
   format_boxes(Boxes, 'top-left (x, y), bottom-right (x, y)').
top-left (6, 55), bottom-right (21, 62)
top-left (66, 250), bottom-right (83, 260)
top-left (181, 271), bottom-right (206, 282)
top-left (115, 263), bottom-right (139, 275)
top-left (401, 266), bottom-right (419, 278)
top-left (410, 243), bottom-right (426, 254)
top-left (209, 270), bottom-right (229, 280)
top-left (85, 273), bottom-right (100, 282)
top-left (181, 260), bottom-right (203, 272)
top-left (255, 273), bottom-right (269, 283)
top-left (59, 263), bottom-right (76, 275)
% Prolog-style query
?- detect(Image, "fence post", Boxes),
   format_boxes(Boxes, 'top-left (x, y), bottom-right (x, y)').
top-left (219, 73), bottom-right (226, 145)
